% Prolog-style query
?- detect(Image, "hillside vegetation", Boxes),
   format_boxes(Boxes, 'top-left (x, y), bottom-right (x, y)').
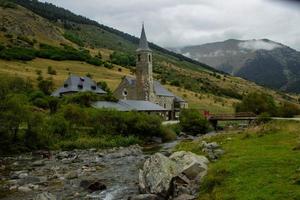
top-left (176, 121), bottom-right (300, 200)
top-left (0, 0), bottom-right (298, 114)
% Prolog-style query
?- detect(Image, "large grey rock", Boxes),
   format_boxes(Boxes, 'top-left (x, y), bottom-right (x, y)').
top-left (34, 192), bottom-right (57, 200)
top-left (170, 151), bottom-right (209, 180)
top-left (140, 153), bottom-right (179, 197)
top-left (139, 152), bottom-right (209, 198)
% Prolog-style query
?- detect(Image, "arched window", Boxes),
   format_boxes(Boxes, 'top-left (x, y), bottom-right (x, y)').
top-left (148, 54), bottom-right (151, 62)
top-left (122, 89), bottom-right (128, 98)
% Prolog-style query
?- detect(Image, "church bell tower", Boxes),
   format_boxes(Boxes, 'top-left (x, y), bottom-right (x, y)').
top-left (136, 24), bottom-right (155, 101)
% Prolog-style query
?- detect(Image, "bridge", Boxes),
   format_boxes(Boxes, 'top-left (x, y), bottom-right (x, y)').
top-left (206, 112), bottom-right (257, 129)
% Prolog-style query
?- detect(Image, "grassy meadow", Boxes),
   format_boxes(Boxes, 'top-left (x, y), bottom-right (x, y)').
top-left (175, 121), bottom-right (300, 200)
top-left (0, 58), bottom-right (236, 113)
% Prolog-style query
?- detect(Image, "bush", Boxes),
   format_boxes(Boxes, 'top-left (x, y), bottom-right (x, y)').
top-left (38, 77), bottom-right (54, 95)
top-left (235, 92), bottom-right (277, 115)
top-left (278, 102), bottom-right (300, 118)
top-left (161, 126), bottom-right (177, 142)
top-left (86, 57), bottom-right (102, 66)
top-left (110, 51), bottom-right (135, 67)
top-left (47, 114), bottom-right (69, 137)
top-left (179, 109), bottom-right (210, 135)
top-left (255, 112), bottom-right (272, 124)
top-left (63, 32), bottom-right (84, 46)
top-left (47, 66), bottom-right (57, 75)
top-left (0, 47), bottom-right (36, 61)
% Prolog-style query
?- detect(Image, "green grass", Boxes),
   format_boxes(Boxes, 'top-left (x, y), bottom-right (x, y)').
top-left (54, 134), bottom-right (141, 150)
top-left (175, 121), bottom-right (300, 200)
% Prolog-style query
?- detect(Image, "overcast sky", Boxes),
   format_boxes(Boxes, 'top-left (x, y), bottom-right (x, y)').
top-left (41, 0), bottom-right (300, 50)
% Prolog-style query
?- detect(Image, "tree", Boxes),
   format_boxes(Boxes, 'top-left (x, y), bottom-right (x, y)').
top-left (179, 109), bottom-right (210, 135)
top-left (38, 77), bottom-right (54, 95)
top-left (0, 94), bottom-right (30, 142)
top-left (235, 92), bottom-right (277, 115)
top-left (278, 102), bottom-right (300, 117)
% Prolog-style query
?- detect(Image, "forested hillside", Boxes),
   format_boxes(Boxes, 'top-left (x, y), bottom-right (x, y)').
top-left (0, 0), bottom-right (298, 108)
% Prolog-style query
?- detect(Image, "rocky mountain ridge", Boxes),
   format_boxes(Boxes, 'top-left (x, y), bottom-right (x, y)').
top-left (178, 39), bottom-right (300, 93)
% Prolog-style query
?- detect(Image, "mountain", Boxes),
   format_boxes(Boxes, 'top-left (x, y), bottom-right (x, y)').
top-left (0, 0), bottom-right (298, 113)
top-left (178, 39), bottom-right (300, 93)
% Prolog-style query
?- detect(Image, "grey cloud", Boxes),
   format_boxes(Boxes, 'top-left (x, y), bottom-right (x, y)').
top-left (41, 0), bottom-right (300, 50)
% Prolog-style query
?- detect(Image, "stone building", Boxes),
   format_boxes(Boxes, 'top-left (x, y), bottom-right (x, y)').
top-left (114, 25), bottom-right (187, 119)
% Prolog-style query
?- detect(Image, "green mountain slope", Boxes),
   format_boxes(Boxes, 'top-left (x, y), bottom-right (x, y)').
top-left (0, 0), bottom-right (299, 112)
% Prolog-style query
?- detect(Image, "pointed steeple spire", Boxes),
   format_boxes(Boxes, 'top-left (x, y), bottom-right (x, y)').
top-left (137, 24), bottom-right (151, 51)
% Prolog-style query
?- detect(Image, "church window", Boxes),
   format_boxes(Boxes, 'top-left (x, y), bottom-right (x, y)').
top-left (138, 54), bottom-right (141, 61)
top-left (164, 103), bottom-right (167, 108)
top-left (148, 54), bottom-right (151, 62)
top-left (122, 89), bottom-right (128, 97)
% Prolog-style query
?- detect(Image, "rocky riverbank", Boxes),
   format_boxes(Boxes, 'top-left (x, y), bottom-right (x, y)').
top-left (0, 139), bottom-right (223, 200)
top-left (0, 145), bottom-right (145, 200)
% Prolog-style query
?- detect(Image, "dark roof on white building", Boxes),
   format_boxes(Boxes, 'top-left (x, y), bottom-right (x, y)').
top-left (93, 100), bottom-right (167, 111)
top-left (52, 75), bottom-right (106, 97)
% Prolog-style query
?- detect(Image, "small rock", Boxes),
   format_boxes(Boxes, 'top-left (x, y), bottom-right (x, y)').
top-left (34, 192), bottom-right (57, 200)
top-left (9, 185), bottom-right (18, 191)
top-left (32, 160), bottom-right (45, 167)
top-left (80, 180), bottom-right (106, 192)
top-left (18, 185), bottom-right (32, 192)
top-left (0, 165), bottom-right (5, 170)
top-left (89, 148), bottom-right (97, 152)
top-left (130, 194), bottom-right (159, 200)
top-left (65, 171), bottom-right (78, 179)
top-left (19, 172), bottom-right (29, 179)
top-left (151, 136), bottom-right (163, 144)
top-left (173, 194), bottom-right (196, 200)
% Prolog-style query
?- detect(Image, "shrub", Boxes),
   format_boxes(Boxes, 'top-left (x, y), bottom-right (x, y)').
top-left (38, 77), bottom-right (54, 95)
top-left (235, 92), bottom-right (277, 115)
top-left (255, 112), bottom-right (272, 124)
top-left (64, 92), bottom-right (100, 107)
top-left (179, 109), bottom-right (210, 135)
top-left (47, 66), bottom-right (57, 75)
top-left (0, 47), bottom-right (36, 61)
top-left (86, 57), bottom-right (102, 66)
top-left (47, 114), bottom-right (69, 136)
top-left (278, 102), bottom-right (300, 117)
top-left (63, 32), bottom-right (84, 46)
top-left (161, 126), bottom-right (177, 142)
top-left (110, 51), bottom-right (135, 67)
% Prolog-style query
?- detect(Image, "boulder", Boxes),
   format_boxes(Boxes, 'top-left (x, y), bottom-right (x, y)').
top-left (32, 160), bottom-right (45, 167)
top-left (170, 151), bottom-right (209, 180)
top-left (130, 194), bottom-right (159, 200)
top-left (34, 192), bottom-right (57, 200)
top-left (202, 141), bottom-right (219, 150)
top-left (140, 153), bottom-right (179, 197)
top-left (18, 185), bottom-right (32, 192)
top-left (139, 151), bottom-right (209, 198)
top-left (80, 179), bottom-right (106, 192)
top-left (173, 194), bottom-right (196, 200)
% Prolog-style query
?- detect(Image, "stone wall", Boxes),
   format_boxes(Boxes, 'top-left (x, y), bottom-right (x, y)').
top-left (113, 79), bottom-right (137, 100)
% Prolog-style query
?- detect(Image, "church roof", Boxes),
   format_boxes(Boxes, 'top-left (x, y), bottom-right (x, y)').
top-left (93, 100), bottom-right (167, 111)
top-left (123, 76), bottom-right (185, 101)
top-left (51, 74), bottom-right (106, 97)
top-left (137, 24), bottom-right (151, 51)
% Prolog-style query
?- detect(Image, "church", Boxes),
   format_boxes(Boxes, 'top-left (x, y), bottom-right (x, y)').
top-left (113, 25), bottom-right (188, 119)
